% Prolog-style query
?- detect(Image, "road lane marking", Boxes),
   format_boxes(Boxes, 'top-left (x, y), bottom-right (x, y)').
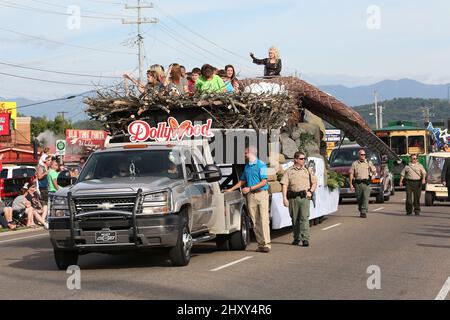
top-left (0, 233), bottom-right (47, 244)
top-left (435, 277), bottom-right (450, 300)
top-left (210, 256), bottom-right (253, 272)
top-left (321, 223), bottom-right (342, 231)
top-left (373, 207), bottom-right (384, 212)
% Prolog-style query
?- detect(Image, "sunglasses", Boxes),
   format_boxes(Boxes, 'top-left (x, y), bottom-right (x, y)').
top-left (296, 157), bottom-right (306, 160)
top-left (359, 153), bottom-right (366, 156)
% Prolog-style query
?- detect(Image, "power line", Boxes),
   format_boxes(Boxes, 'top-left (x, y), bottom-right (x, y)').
top-left (27, 0), bottom-right (134, 19)
top-left (0, 27), bottom-right (134, 55)
top-left (0, 0), bottom-right (124, 21)
top-left (0, 61), bottom-right (122, 79)
top-left (154, 4), bottom-right (251, 63)
top-left (0, 71), bottom-right (98, 87)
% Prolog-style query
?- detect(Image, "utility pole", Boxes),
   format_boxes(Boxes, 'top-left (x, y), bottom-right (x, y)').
top-left (421, 106), bottom-right (435, 125)
top-left (374, 90), bottom-right (379, 130)
top-left (378, 105), bottom-right (383, 128)
top-left (58, 111), bottom-right (69, 122)
top-left (122, 1), bottom-right (157, 83)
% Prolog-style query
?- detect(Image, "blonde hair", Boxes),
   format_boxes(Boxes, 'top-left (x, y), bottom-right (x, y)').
top-left (268, 46), bottom-right (280, 60)
top-left (149, 65), bottom-right (165, 81)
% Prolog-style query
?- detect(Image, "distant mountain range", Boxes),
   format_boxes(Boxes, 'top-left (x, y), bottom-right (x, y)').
top-left (319, 79), bottom-right (450, 106)
top-left (2, 78), bottom-right (450, 120)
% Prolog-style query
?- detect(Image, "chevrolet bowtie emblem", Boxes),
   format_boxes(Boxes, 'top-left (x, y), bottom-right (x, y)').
top-left (98, 202), bottom-right (114, 210)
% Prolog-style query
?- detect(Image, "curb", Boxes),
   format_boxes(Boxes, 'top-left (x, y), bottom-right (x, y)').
top-left (0, 227), bottom-right (46, 237)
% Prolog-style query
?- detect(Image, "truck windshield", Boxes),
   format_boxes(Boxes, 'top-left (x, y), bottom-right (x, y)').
top-left (78, 149), bottom-right (183, 181)
top-left (329, 148), bottom-right (380, 167)
top-left (427, 156), bottom-right (446, 184)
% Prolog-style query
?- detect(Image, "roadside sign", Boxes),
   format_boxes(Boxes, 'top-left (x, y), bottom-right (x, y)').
top-left (325, 129), bottom-right (341, 142)
top-left (56, 139), bottom-right (67, 155)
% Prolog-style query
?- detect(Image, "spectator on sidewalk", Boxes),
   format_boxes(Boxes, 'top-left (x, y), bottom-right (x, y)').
top-left (12, 188), bottom-right (37, 228)
top-left (0, 202), bottom-right (16, 230)
top-left (24, 182), bottom-right (48, 229)
top-left (47, 160), bottom-right (60, 194)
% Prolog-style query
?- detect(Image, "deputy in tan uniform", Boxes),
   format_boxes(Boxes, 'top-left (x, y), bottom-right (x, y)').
top-left (349, 149), bottom-right (377, 218)
top-left (399, 154), bottom-right (426, 215)
top-left (281, 151), bottom-right (317, 246)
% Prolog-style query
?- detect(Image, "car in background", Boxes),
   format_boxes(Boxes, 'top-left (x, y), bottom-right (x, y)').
top-left (329, 144), bottom-right (394, 203)
top-left (424, 152), bottom-right (450, 206)
top-left (0, 165), bottom-right (36, 201)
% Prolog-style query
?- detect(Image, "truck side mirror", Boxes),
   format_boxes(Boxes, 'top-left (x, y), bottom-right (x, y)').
top-left (57, 170), bottom-right (74, 187)
top-left (204, 164), bottom-right (222, 183)
top-left (192, 165), bottom-right (222, 183)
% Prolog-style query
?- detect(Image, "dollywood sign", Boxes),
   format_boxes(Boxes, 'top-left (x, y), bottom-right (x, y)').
top-left (127, 117), bottom-right (213, 142)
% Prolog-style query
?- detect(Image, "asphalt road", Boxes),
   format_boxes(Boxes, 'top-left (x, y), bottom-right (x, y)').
top-left (0, 191), bottom-right (449, 300)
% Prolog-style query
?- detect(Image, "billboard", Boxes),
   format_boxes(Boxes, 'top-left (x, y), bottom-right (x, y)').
top-left (66, 129), bottom-right (107, 149)
top-left (0, 113), bottom-right (11, 136)
top-left (0, 102), bottom-right (17, 129)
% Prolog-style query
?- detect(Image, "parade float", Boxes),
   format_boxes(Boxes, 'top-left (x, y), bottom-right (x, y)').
top-left (84, 76), bottom-right (398, 229)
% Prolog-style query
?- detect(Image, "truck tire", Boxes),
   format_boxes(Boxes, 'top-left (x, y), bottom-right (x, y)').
top-left (229, 210), bottom-right (250, 251)
top-left (215, 235), bottom-right (230, 251)
top-left (384, 193), bottom-right (390, 202)
top-left (376, 193), bottom-right (385, 203)
top-left (425, 192), bottom-right (434, 206)
top-left (54, 250), bottom-right (78, 270)
top-left (169, 212), bottom-right (192, 267)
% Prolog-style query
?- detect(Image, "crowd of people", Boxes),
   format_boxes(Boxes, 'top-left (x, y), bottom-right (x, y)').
top-left (123, 46), bottom-right (282, 96)
top-left (0, 150), bottom-right (84, 231)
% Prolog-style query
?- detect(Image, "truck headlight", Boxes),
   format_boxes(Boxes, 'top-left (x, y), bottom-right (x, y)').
top-left (49, 196), bottom-right (70, 217)
top-left (141, 191), bottom-right (170, 215)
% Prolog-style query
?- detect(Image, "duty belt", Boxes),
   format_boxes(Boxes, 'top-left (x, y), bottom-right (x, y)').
top-left (354, 179), bottom-right (370, 185)
top-left (287, 190), bottom-right (308, 199)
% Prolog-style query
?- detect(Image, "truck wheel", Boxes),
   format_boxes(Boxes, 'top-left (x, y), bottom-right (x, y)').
top-left (215, 235), bottom-right (230, 251)
top-left (229, 210), bottom-right (250, 251)
top-left (376, 193), bottom-right (385, 203)
top-left (54, 250), bottom-right (78, 270)
top-left (169, 212), bottom-right (192, 267)
top-left (384, 194), bottom-right (390, 201)
top-left (425, 192), bottom-right (434, 206)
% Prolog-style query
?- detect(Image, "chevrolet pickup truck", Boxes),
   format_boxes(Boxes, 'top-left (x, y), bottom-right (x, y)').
top-left (48, 138), bottom-right (250, 269)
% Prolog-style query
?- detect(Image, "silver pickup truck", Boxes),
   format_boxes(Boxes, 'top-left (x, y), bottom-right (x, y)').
top-left (48, 139), bottom-right (250, 269)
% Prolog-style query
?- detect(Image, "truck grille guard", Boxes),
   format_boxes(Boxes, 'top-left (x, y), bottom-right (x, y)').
top-left (67, 189), bottom-right (144, 247)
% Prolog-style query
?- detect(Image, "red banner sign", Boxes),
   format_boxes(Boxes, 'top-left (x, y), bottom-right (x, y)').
top-left (0, 113), bottom-right (11, 136)
top-left (127, 117), bottom-right (213, 142)
top-left (66, 129), bottom-right (107, 148)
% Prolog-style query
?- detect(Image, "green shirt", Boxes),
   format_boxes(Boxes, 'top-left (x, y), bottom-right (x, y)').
top-left (47, 169), bottom-right (59, 192)
top-left (195, 75), bottom-right (226, 93)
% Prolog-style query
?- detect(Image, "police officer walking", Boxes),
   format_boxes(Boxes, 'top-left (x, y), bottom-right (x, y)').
top-left (399, 154), bottom-right (427, 215)
top-left (442, 155), bottom-right (450, 201)
top-left (349, 149), bottom-right (377, 218)
top-left (281, 151), bottom-right (317, 246)
top-left (225, 146), bottom-right (271, 253)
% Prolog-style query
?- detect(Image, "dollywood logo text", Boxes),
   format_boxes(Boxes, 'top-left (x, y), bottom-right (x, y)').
top-left (127, 117), bottom-right (213, 142)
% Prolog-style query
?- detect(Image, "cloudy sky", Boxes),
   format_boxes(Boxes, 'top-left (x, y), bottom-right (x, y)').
top-left (1, 0), bottom-right (450, 100)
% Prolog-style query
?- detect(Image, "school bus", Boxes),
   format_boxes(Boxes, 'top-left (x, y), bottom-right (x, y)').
top-left (374, 121), bottom-right (433, 185)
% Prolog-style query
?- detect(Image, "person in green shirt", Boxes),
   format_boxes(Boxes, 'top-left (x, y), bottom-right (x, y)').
top-left (47, 160), bottom-right (60, 192)
top-left (195, 64), bottom-right (226, 94)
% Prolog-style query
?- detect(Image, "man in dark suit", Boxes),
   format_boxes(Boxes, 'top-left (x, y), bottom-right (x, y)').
top-left (442, 154), bottom-right (450, 201)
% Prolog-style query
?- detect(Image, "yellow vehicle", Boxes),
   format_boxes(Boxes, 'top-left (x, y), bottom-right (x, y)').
top-left (425, 152), bottom-right (450, 206)
top-left (374, 121), bottom-right (433, 185)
